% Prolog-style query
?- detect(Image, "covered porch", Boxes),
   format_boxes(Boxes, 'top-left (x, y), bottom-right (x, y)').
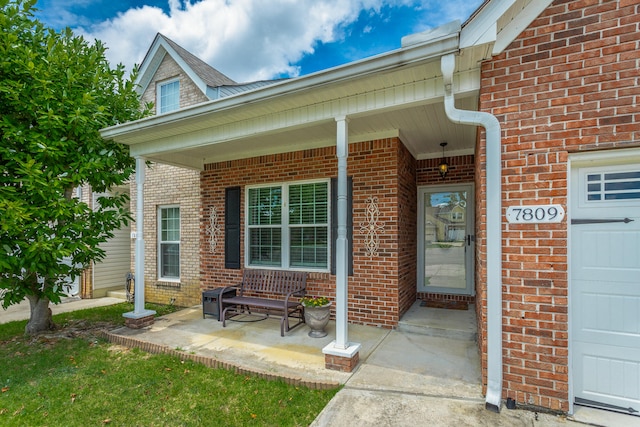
top-left (101, 18), bottom-right (505, 409)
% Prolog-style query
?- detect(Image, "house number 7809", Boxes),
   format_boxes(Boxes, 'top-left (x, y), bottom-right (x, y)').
top-left (506, 205), bottom-right (565, 224)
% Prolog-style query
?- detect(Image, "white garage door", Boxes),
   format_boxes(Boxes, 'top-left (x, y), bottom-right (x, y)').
top-left (571, 154), bottom-right (640, 415)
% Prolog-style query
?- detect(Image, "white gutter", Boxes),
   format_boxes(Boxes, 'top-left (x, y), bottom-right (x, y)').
top-left (441, 53), bottom-right (503, 412)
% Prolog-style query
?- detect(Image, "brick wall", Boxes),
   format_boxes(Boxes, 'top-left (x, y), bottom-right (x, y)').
top-left (201, 137), bottom-right (415, 328)
top-left (140, 54), bottom-right (209, 113)
top-left (130, 163), bottom-right (202, 307)
top-left (478, 0), bottom-right (640, 411)
top-left (130, 50), bottom-right (209, 307)
top-left (397, 142), bottom-right (417, 318)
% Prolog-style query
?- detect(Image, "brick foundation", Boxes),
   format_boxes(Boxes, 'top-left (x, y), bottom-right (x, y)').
top-left (325, 351), bottom-right (360, 373)
top-left (124, 314), bottom-right (155, 329)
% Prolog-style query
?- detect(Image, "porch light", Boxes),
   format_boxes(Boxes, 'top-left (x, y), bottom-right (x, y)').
top-left (438, 142), bottom-right (449, 178)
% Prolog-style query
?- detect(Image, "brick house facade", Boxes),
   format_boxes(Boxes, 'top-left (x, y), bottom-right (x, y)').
top-left (104, 0), bottom-right (639, 416)
top-left (476, 0), bottom-right (640, 411)
top-left (128, 34), bottom-right (236, 307)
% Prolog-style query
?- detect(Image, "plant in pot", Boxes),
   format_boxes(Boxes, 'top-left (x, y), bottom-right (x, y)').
top-left (300, 296), bottom-right (331, 338)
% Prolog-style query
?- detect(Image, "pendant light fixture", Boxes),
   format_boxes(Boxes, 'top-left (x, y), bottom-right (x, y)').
top-left (438, 142), bottom-right (449, 178)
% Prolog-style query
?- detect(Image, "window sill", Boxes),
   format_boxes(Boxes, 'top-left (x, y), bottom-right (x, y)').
top-left (156, 281), bottom-right (181, 289)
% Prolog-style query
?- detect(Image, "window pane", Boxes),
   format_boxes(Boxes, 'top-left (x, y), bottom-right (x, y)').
top-left (160, 207), bottom-right (180, 279)
top-left (290, 227), bottom-right (327, 268)
top-left (159, 81), bottom-right (180, 114)
top-left (161, 207), bottom-right (180, 241)
top-left (248, 228), bottom-right (281, 266)
top-left (587, 170), bottom-right (640, 201)
top-left (160, 243), bottom-right (180, 278)
top-left (248, 187), bottom-right (281, 225)
top-left (289, 182), bottom-right (328, 225)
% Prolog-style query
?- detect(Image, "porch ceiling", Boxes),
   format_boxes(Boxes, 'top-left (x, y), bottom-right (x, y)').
top-left (104, 36), bottom-right (483, 170)
top-left (148, 96), bottom-right (479, 169)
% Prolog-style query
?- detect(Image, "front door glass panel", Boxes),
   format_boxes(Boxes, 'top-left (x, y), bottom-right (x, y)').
top-left (418, 185), bottom-right (473, 295)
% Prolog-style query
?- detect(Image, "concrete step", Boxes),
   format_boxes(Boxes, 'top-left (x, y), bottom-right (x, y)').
top-left (398, 302), bottom-right (478, 342)
top-left (397, 321), bottom-right (477, 341)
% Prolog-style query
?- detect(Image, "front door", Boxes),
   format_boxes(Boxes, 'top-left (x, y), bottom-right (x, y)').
top-left (571, 152), bottom-right (640, 415)
top-left (417, 184), bottom-right (474, 295)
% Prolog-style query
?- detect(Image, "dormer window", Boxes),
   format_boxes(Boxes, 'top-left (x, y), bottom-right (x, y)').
top-left (158, 79), bottom-right (180, 114)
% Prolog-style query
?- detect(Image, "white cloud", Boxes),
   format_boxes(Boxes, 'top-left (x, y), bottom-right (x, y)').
top-left (73, 0), bottom-right (392, 82)
top-left (37, 0), bottom-right (482, 82)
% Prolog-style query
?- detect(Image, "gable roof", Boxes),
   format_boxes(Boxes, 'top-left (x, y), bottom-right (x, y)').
top-left (160, 35), bottom-right (236, 88)
top-left (136, 33), bottom-right (237, 98)
top-left (136, 33), bottom-right (285, 103)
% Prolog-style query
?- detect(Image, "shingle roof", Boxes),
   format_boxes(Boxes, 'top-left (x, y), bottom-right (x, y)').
top-left (159, 34), bottom-right (237, 87)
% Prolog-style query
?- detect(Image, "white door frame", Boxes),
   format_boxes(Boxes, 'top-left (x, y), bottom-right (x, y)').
top-left (568, 147), bottom-right (640, 415)
top-left (417, 183), bottom-right (475, 295)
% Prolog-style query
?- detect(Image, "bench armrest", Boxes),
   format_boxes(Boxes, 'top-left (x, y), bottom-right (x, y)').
top-left (283, 287), bottom-right (306, 306)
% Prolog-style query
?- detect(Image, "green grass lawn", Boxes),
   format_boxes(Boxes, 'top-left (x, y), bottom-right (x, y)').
top-left (0, 303), bottom-right (339, 426)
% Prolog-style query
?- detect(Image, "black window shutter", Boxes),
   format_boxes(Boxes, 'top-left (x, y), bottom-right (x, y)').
top-left (225, 186), bottom-right (241, 269)
top-left (331, 177), bottom-right (353, 276)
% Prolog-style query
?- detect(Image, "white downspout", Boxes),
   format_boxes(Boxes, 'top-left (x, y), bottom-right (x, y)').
top-left (441, 53), bottom-right (503, 412)
top-left (124, 157), bottom-right (156, 320)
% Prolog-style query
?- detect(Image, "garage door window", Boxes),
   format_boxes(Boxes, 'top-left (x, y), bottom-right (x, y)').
top-left (587, 170), bottom-right (640, 201)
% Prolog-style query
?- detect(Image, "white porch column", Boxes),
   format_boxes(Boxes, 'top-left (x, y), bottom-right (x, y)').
top-left (323, 116), bottom-right (360, 368)
top-left (124, 157), bottom-right (156, 321)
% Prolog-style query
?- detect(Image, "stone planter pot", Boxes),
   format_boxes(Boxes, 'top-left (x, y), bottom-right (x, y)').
top-left (303, 303), bottom-right (331, 338)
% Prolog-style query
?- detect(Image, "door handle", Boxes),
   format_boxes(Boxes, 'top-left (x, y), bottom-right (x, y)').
top-left (571, 218), bottom-right (634, 225)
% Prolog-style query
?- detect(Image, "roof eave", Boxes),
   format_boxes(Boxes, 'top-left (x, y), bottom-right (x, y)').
top-left (101, 25), bottom-right (461, 143)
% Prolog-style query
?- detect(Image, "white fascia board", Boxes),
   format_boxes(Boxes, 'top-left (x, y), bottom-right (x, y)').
top-left (460, 0), bottom-right (516, 49)
top-left (101, 28), bottom-right (460, 143)
top-left (492, 0), bottom-right (554, 55)
top-left (135, 40), bottom-right (165, 97)
top-left (134, 37), bottom-right (208, 98)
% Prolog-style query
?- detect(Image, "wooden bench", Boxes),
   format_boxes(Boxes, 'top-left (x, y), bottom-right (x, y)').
top-left (219, 269), bottom-right (307, 336)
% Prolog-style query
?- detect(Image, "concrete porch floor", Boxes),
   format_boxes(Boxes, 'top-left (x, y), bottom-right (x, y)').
top-left (107, 300), bottom-right (481, 388)
top-left (104, 300), bottom-right (634, 426)
top-left (107, 303), bottom-right (387, 386)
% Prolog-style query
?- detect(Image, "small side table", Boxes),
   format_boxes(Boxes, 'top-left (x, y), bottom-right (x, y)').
top-left (202, 288), bottom-right (237, 320)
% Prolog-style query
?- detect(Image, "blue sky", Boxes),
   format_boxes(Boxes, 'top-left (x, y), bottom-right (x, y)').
top-left (35, 0), bottom-right (484, 82)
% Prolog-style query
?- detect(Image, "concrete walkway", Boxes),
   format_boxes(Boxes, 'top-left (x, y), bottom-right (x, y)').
top-left (0, 296), bottom-right (125, 324)
top-left (2, 297), bottom-right (638, 426)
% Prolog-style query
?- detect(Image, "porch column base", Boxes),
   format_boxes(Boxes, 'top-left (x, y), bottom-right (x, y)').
top-left (322, 341), bottom-right (361, 372)
top-left (123, 310), bottom-right (156, 329)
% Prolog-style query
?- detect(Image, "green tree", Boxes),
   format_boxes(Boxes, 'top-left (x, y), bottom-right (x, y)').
top-left (0, 0), bottom-right (151, 334)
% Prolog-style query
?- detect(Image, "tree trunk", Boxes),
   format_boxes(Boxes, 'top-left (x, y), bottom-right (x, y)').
top-left (25, 294), bottom-right (55, 335)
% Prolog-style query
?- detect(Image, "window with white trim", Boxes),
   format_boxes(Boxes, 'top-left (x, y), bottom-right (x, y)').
top-left (246, 180), bottom-right (329, 270)
top-left (157, 79), bottom-right (180, 114)
top-left (159, 206), bottom-right (180, 280)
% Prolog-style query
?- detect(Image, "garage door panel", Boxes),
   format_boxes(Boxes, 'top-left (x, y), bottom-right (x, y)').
top-left (575, 342), bottom-right (640, 407)
top-left (571, 158), bottom-right (640, 413)
top-left (576, 282), bottom-right (640, 339)
top-left (573, 229), bottom-right (640, 279)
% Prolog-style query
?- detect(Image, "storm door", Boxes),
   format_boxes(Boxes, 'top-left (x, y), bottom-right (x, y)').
top-left (417, 184), bottom-right (474, 295)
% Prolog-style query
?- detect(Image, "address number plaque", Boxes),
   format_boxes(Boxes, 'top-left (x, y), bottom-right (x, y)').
top-left (506, 204), bottom-right (565, 224)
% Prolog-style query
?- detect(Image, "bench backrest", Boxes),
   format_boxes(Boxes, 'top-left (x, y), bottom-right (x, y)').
top-left (240, 269), bottom-right (307, 296)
